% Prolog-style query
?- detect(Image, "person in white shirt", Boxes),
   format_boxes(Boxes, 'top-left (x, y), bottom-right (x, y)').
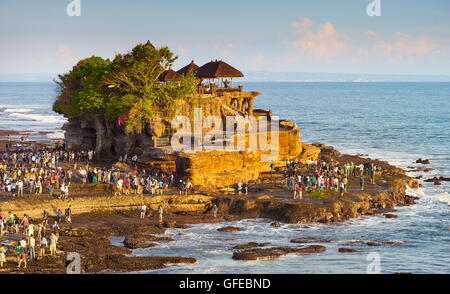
top-left (49, 233), bottom-right (58, 256)
top-left (28, 235), bottom-right (36, 261)
top-left (140, 204), bottom-right (147, 219)
top-left (17, 180), bottom-right (24, 197)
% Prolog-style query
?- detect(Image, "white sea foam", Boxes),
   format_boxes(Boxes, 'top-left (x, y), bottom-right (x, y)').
top-left (2, 108), bottom-right (31, 113)
top-left (8, 112), bottom-right (66, 124)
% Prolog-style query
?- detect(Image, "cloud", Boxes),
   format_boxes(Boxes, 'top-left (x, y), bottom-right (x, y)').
top-left (213, 43), bottom-right (235, 60)
top-left (251, 54), bottom-right (265, 65)
top-left (392, 32), bottom-right (439, 56)
top-left (371, 33), bottom-right (439, 62)
top-left (178, 47), bottom-right (188, 54)
top-left (291, 17), bottom-right (347, 62)
top-left (366, 31), bottom-right (378, 37)
top-left (58, 44), bottom-right (75, 66)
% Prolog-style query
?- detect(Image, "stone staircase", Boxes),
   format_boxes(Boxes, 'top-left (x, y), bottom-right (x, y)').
top-left (256, 171), bottom-right (286, 185)
top-left (156, 137), bottom-right (170, 147)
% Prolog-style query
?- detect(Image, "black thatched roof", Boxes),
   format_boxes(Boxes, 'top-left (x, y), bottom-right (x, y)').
top-left (196, 60), bottom-right (244, 79)
top-left (177, 60), bottom-right (199, 76)
top-left (159, 68), bottom-right (181, 82)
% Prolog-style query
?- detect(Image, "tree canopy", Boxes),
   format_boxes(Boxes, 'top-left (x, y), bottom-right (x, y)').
top-left (53, 41), bottom-right (197, 134)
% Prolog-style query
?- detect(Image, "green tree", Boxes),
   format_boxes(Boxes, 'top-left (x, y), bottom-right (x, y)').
top-left (53, 41), bottom-right (198, 134)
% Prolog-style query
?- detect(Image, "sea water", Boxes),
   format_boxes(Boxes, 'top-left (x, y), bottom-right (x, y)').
top-left (0, 82), bottom-right (66, 140)
top-left (1, 81), bottom-right (449, 273)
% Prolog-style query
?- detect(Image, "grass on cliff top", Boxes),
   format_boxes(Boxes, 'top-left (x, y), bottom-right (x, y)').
top-left (305, 189), bottom-right (337, 199)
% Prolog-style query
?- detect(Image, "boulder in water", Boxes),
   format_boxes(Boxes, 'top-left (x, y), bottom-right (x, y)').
top-left (232, 245), bottom-right (326, 261)
top-left (217, 226), bottom-right (243, 232)
top-left (415, 158), bottom-right (430, 164)
top-left (338, 248), bottom-right (360, 253)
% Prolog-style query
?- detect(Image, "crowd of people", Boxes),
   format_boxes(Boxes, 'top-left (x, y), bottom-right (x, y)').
top-left (284, 158), bottom-right (380, 199)
top-left (0, 207), bottom-right (70, 269)
top-left (0, 145), bottom-right (196, 200)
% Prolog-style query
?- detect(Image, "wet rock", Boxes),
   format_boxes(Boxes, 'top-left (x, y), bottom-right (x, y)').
top-left (290, 237), bottom-right (333, 244)
top-left (271, 221), bottom-right (281, 227)
top-left (162, 221), bottom-right (177, 228)
top-left (88, 255), bottom-right (197, 272)
top-left (338, 248), bottom-right (360, 253)
top-left (231, 242), bottom-right (270, 250)
top-left (232, 245), bottom-right (326, 261)
top-left (366, 242), bottom-right (381, 246)
top-left (439, 176), bottom-right (450, 182)
top-left (405, 195), bottom-right (419, 205)
top-left (382, 240), bottom-right (404, 245)
top-left (415, 158), bottom-right (430, 164)
top-left (384, 214), bottom-right (398, 219)
top-left (123, 236), bottom-right (157, 249)
top-left (217, 226), bottom-right (243, 232)
top-left (424, 177), bottom-right (444, 185)
top-left (177, 224), bottom-right (190, 229)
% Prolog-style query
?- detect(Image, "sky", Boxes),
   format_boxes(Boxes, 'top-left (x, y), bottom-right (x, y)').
top-left (1, 0), bottom-right (450, 77)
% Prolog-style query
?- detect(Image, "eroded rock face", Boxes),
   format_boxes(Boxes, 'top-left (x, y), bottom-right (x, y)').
top-left (63, 118), bottom-right (154, 158)
top-left (298, 143), bottom-right (321, 163)
top-left (232, 245), bottom-right (326, 261)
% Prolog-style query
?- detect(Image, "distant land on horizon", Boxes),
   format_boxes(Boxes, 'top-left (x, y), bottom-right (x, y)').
top-left (1, 72), bottom-right (450, 83)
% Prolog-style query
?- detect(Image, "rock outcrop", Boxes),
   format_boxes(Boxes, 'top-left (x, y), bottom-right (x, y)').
top-left (217, 226), bottom-right (243, 232)
top-left (338, 248), bottom-right (360, 253)
top-left (232, 245), bottom-right (326, 261)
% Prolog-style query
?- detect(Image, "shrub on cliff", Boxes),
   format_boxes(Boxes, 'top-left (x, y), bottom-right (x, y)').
top-left (53, 41), bottom-right (197, 134)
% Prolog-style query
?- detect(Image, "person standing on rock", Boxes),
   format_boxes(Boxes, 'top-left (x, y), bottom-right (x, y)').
top-left (370, 168), bottom-right (375, 184)
top-left (140, 203), bottom-right (147, 219)
top-left (49, 232), bottom-right (58, 256)
top-left (359, 177), bottom-right (365, 191)
top-left (340, 182), bottom-right (345, 196)
top-left (237, 182), bottom-right (243, 194)
top-left (212, 204), bottom-right (218, 218)
top-left (17, 179), bottom-right (24, 197)
top-left (17, 246), bottom-right (27, 269)
top-left (158, 205), bottom-right (164, 223)
top-left (297, 184), bottom-right (303, 200)
top-left (28, 235), bottom-right (36, 261)
top-left (342, 177), bottom-right (348, 193)
top-left (39, 235), bottom-right (48, 258)
top-left (0, 244), bottom-right (7, 267)
top-left (185, 180), bottom-right (192, 196)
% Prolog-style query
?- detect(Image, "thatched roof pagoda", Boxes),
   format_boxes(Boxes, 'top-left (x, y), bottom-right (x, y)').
top-left (159, 68), bottom-right (181, 82)
top-left (177, 60), bottom-right (199, 76)
top-left (196, 60), bottom-right (244, 79)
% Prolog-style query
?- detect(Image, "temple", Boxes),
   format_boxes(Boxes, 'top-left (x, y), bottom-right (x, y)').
top-left (63, 57), bottom-right (320, 190)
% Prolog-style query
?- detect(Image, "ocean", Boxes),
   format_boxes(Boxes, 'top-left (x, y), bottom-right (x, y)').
top-left (0, 82), bottom-right (66, 140)
top-left (1, 81), bottom-right (449, 273)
